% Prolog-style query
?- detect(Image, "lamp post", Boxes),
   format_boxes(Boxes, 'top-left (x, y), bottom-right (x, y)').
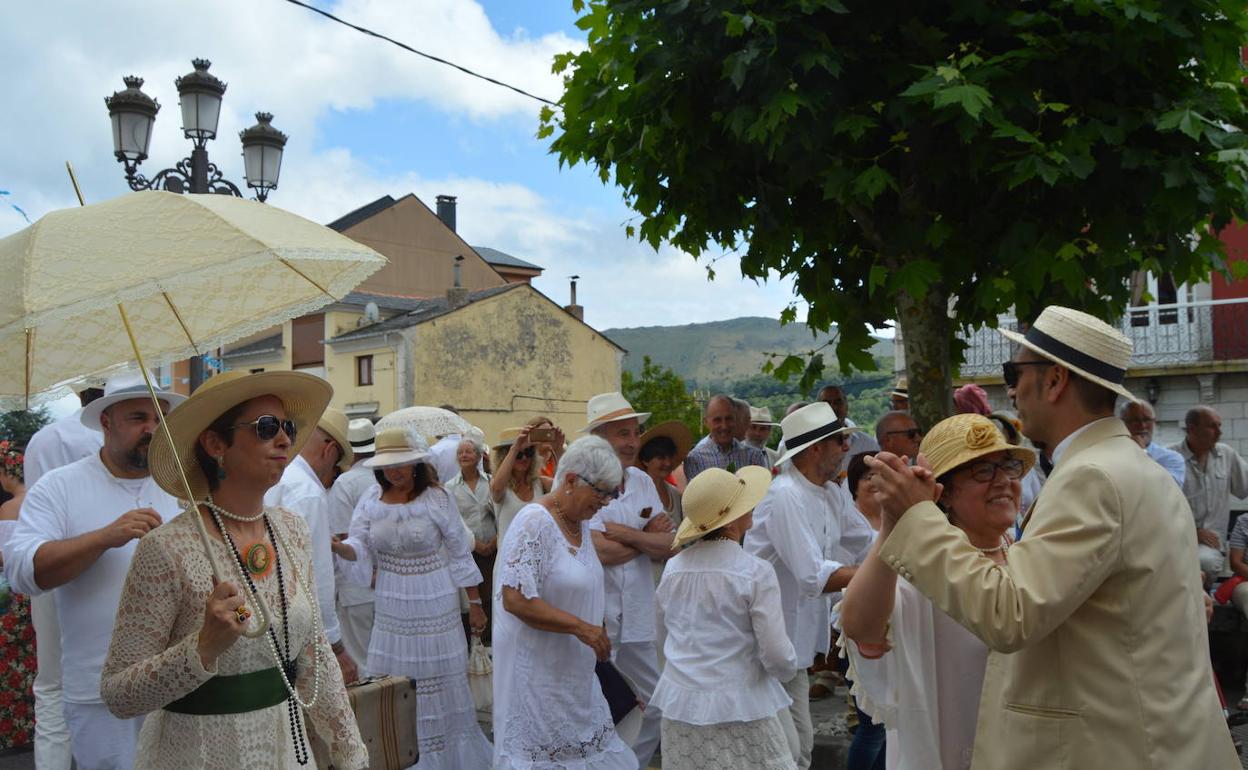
top-left (105, 58), bottom-right (289, 389)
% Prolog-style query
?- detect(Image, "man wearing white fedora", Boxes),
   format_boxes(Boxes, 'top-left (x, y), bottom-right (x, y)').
top-left (868, 305), bottom-right (1237, 769)
top-left (325, 417), bottom-right (378, 666)
top-left (745, 405), bottom-right (781, 468)
top-left (583, 392), bottom-right (674, 769)
top-left (743, 402), bottom-right (859, 769)
top-left (2, 369), bottom-right (185, 769)
top-left (264, 406), bottom-right (359, 683)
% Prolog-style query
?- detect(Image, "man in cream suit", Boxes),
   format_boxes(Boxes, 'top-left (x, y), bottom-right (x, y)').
top-left (867, 305), bottom-right (1236, 769)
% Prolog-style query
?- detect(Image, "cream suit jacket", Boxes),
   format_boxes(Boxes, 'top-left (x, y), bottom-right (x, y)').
top-left (879, 418), bottom-right (1237, 769)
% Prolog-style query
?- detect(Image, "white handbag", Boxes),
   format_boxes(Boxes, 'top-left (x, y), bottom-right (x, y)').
top-left (468, 634), bottom-right (493, 712)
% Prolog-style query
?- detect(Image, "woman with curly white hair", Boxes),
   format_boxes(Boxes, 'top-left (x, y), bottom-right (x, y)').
top-left (492, 435), bottom-right (637, 769)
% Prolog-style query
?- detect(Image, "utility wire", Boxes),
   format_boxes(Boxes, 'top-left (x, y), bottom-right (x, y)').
top-left (279, 0), bottom-right (560, 107)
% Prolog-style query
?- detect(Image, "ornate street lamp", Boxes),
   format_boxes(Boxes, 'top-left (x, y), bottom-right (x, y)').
top-left (104, 59), bottom-right (287, 200)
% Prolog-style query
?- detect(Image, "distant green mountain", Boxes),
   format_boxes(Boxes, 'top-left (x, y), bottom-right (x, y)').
top-left (603, 316), bottom-right (894, 387)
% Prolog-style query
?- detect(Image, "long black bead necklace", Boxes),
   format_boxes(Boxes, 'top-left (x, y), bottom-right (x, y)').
top-left (213, 514), bottom-right (310, 765)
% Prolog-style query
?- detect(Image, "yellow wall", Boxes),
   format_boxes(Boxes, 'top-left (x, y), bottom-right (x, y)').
top-left (322, 310), bottom-right (399, 417)
top-left (409, 286), bottom-right (622, 443)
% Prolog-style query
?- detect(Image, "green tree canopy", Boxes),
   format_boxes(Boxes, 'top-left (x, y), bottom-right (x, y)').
top-left (545, 0), bottom-right (1248, 428)
top-left (0, 407), bottom-right (49, 451)
top-left (621, 355), bottom-right (704, 438)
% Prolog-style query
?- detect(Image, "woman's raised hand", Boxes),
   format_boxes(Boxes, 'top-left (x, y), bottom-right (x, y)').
top-left (197, 579), bottom-right (249, 669)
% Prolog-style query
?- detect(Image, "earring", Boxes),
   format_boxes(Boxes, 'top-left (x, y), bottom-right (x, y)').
top-left (216, 456), bottom-right (227, 481)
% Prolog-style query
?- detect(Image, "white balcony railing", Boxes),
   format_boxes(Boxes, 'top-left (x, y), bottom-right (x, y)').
top-left (958, 296), bottom-right (1248, 378)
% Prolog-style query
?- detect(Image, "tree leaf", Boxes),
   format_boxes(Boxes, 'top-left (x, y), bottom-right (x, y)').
top-left (932, 84), bottom-right (993, 119)
top-left (852, 165), bottom-right (896, 201)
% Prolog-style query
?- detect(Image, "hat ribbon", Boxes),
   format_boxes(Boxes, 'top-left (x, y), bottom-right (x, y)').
top-left (1024, 327), bottom-right (1125, 384)
top-left (784, 420), bottom-right (844, 450)
top-left (590, 407), bottom-right (639, 424)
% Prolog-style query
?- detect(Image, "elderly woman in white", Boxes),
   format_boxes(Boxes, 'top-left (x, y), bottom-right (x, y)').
top-left (653, 466), bottom-right (798, 770)
top-left (492, 435), bottom-right (637, 769)
top-left (838, 414), bottom-right (1035, 770)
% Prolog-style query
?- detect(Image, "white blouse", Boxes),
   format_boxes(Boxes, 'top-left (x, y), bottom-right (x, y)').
top-left (653, 540), bottom-right (798, 725)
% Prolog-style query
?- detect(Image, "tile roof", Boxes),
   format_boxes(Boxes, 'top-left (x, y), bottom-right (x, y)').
top-left (472, 245), bottom-right (543, 272)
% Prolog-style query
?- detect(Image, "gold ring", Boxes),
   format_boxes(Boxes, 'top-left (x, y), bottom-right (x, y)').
top-left (235, 606), bottom-right (249, 623)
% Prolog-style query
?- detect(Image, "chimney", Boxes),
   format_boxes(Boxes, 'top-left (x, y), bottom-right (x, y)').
top-left (447, 255), bottom-right (469, 309)
top-left (436, 194), bottom-right (457, 232)
top-left (564, 275), bottom-right (584, 321)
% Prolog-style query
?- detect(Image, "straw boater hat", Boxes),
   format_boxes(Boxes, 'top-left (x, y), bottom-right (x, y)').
top-left (920, 413), bottom-right (1037, 480)
top-left (890, 376), bottom-right (909, 401)
top-left (81, 368), bottom-right (187, 430)
top-left (348, 418), bottom-right (376, 455)
top-left (749, 406), bottom-right (778, 426)
top-left (319, 407), bottom-right (354, 471)
top-left (148, 370), bottom-right (332, 501)
top-left (636, 420), bottom-right (694, 468)
top-left (672, 466), bottom-right (772, 548)
top-left (580, 392), bottom-right (651, 433)
top-left (363, 427), bottom-right (431, 469)
top-left (998, 305), bottom-right (1136, 402)
top-left (773, 402), bottom-right (853, 466)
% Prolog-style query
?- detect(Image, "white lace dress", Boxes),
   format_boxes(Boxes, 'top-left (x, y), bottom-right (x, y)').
top-left (99, 508), bottom-right (368, 770)
top-left (492, 503), bottom-right (636, 770)
top-left (343, 484), bottom-right (493, 769)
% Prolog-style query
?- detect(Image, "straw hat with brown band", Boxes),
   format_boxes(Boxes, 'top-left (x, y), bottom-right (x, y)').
top-left (580, 392), bottom-right (651, 433)
top-left (317, 407), bottom-right (354, 471)
top-left (636, 420), bottom-right (694, 469)
top-left (364, 427), bottom-right (432, 469)
top-left (997, 305), bottom-right (1137, 403)
top-left (672, 466), bottom-right (772, 548)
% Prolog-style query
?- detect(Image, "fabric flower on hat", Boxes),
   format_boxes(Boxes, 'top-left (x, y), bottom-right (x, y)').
top-left (965, 422), bottom-right (998, 450)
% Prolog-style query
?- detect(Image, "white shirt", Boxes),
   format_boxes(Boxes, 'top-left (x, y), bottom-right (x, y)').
top-left (264, 455), bottom-right (342, 643)
top-left (589, 466), bottom-right (664, 645)
top-left (653, 540), bottom-right (797, 724)
top-left (744, 462), bottom-right (844, 667)
top-left (24, 408), bottom-right (102, 486)
top-left (446, 471), bottom-right (496, 543)
top-left (1171, 438), bottom-right (1248, 545)
top-left (2, 452), bottom-right (179, 703)
top-left (429, 434), bottom-right (462, 485)
top-left (325, 463), bottom-right (378, 607)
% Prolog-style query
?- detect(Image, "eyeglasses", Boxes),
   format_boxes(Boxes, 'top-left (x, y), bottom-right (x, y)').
top-left (580, 478), bottom-right (621, 500)
top-left (232, 415), bottom-right (297, 442)
top-left (1002, 360), bottom-right (1052, 388)
top-left (964, 457), bottom-right (1025, 482)
top-left (884, 428), bottom-right (922, 440)
top-left (516, 446), bottom-right (536, 460)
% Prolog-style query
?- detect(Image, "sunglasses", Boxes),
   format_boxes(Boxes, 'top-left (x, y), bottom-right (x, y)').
top-left (1002, 360), bottom-right (1052, 388)
top-left (581, 478), bottom-right (621, 500)
top-left (516, 446), bottom-right (537, 460)
top-left (884, 428), bottom-right (922, 440)
top-left (964, 457), bottom-right (1025, 482)
top-left (232, 415), bottom-right (297, 442)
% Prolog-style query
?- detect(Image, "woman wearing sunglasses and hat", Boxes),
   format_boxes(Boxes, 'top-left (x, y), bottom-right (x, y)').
top-left (651, 466), bottom-right (799, 770)
top-left (100, 371), bottom-right (367, 769)
top-left (837, 414), bottom-right (1035, 770)
top-left (332, 426), bottom-right (493, 768)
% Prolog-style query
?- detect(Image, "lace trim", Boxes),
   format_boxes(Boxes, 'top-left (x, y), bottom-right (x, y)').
top-left (376, 550), bottom-right (444, 575)
top-left (374, 611), bottom-right (463, 636)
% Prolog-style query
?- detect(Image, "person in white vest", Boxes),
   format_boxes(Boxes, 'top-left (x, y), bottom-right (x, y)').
top-left (325, 417), bottom-right (378, 666)
top-left (20, 386), bottom-right (103, 770)
top-left (585, 392), bottom-right (676, 770)
top-left (2, 370), bottom-right (184, 769)
top-left (264, 406), bottom-right (358, 683)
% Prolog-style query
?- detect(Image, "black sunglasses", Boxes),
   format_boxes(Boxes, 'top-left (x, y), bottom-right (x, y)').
top-left (232, 415), bottom-right (297, 442)
top-left (516, 446), bottom-right (537, 460)
top-left (884, 428), bottom-right (922, 440)
top-left (1002, 360), bottom-right (1051, 388)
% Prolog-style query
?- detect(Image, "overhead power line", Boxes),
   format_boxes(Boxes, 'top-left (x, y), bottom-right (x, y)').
top-left (279, 0), bottom-right (560, 107)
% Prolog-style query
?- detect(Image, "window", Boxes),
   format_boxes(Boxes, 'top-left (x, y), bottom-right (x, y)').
top-left (291, 314), bottom-right (325, 367)
top-left (356, 355), bottom-right (374, 386)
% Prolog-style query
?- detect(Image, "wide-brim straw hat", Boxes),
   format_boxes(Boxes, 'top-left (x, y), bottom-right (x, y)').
top-left (319, 407), bottom-right (354, 471)
top-left (363, 427), bottom-right (431, 469)
top-left (672, 466), bottom-right (772, 548)
top-left (774, 402), bottom-right (853, 466)
top-left (494, 426), bottom-right (524, 449)
top-left (581, 392), bottom-right (650, 433)
top-left (636, 420), bottom-right (694, 468)
top-left (348, 417), bottom-right (376, 455)
top-left (81, 368), bottom-right (186, 430)
top-left (920, 413), bottom-right (1037, 480)
top-left (998, 305), bottom-right (1136, 402)
top-left (149, 370), bottom-right (332, 501)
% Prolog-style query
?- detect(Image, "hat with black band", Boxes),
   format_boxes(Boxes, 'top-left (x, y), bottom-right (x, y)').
top-left (998, 305), bottom-right (1137, 403)
top-left (774, 402), bottom-right (854, 466)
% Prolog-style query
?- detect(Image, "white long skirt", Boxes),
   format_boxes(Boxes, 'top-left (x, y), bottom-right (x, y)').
top-left (659, 714), bottom-right (794, 770)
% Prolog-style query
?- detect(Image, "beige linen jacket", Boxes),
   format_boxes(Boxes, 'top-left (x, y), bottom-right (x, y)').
top-left (879, 418), bottom-right (1237, 769)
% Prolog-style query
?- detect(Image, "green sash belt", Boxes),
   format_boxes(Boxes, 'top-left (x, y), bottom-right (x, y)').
top-left (165, 667), bottom-right (288, 715)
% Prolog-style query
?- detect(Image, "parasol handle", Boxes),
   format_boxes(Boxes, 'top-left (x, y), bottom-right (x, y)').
top-left (115, 303), bottom-right (272, 639)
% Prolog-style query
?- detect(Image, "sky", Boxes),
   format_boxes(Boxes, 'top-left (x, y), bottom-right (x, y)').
top-left (0, 0), bottom-right (805, 333)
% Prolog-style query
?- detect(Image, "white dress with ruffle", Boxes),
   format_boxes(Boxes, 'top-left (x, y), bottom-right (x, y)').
top-left (492, 503), bottom-right (636, 769)
top-left (344, 485), bottom-right (492, 769)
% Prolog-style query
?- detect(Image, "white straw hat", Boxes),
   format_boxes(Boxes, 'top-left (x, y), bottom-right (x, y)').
top-left (581, 392), bottom-right (651, 433)
top-left (672, 466), bottom-right (772, 548)
top-left (749, 406), bottom-right (778, 426)
top-left (998, 305), bottom-right (1136, 402)
top-left (348, 418), bottom-right (376, 455)
top-left (81, 368), bottom-right (186, 430)
top-left (774, 402), bottom-right (852, 466)
top-left (363, 427), bottom-right (431, 469)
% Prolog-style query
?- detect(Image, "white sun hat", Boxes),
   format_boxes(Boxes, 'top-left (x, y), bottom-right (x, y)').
top-left (581, 392), bottom-right (651, 433)
top-left (81, 368), bottom-right (186, 431)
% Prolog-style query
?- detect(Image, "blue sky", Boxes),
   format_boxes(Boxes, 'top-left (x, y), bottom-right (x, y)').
top-left (0, 0), bottom-right (803, 331)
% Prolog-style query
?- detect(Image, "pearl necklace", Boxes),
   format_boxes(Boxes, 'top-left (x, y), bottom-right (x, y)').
top-left (977, 536), bottom-right (1011, 555)
top-left (204, 495), bottom-right (265, 522)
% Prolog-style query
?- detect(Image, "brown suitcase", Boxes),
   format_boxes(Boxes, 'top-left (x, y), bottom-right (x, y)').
top-left (311, 676), bottom-right (418, 770)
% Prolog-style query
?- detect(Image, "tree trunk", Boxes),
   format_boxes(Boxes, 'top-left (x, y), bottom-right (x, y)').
top-left (895, 283), bottom-right (953, 433)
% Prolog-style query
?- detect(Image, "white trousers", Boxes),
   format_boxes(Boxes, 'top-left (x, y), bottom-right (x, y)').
top-left (337, 599), bottom-right (374, 667)
top-left (1200, 545), bottom-right (1225, 578)
top-left (31, 592), bottom-right (72, 770)
top-left (63, 701), bottom-right (143, 770)
top-left (777, 670), bottom-right (812, 769)
top-left (616, 640), bottom-right (663, 770)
